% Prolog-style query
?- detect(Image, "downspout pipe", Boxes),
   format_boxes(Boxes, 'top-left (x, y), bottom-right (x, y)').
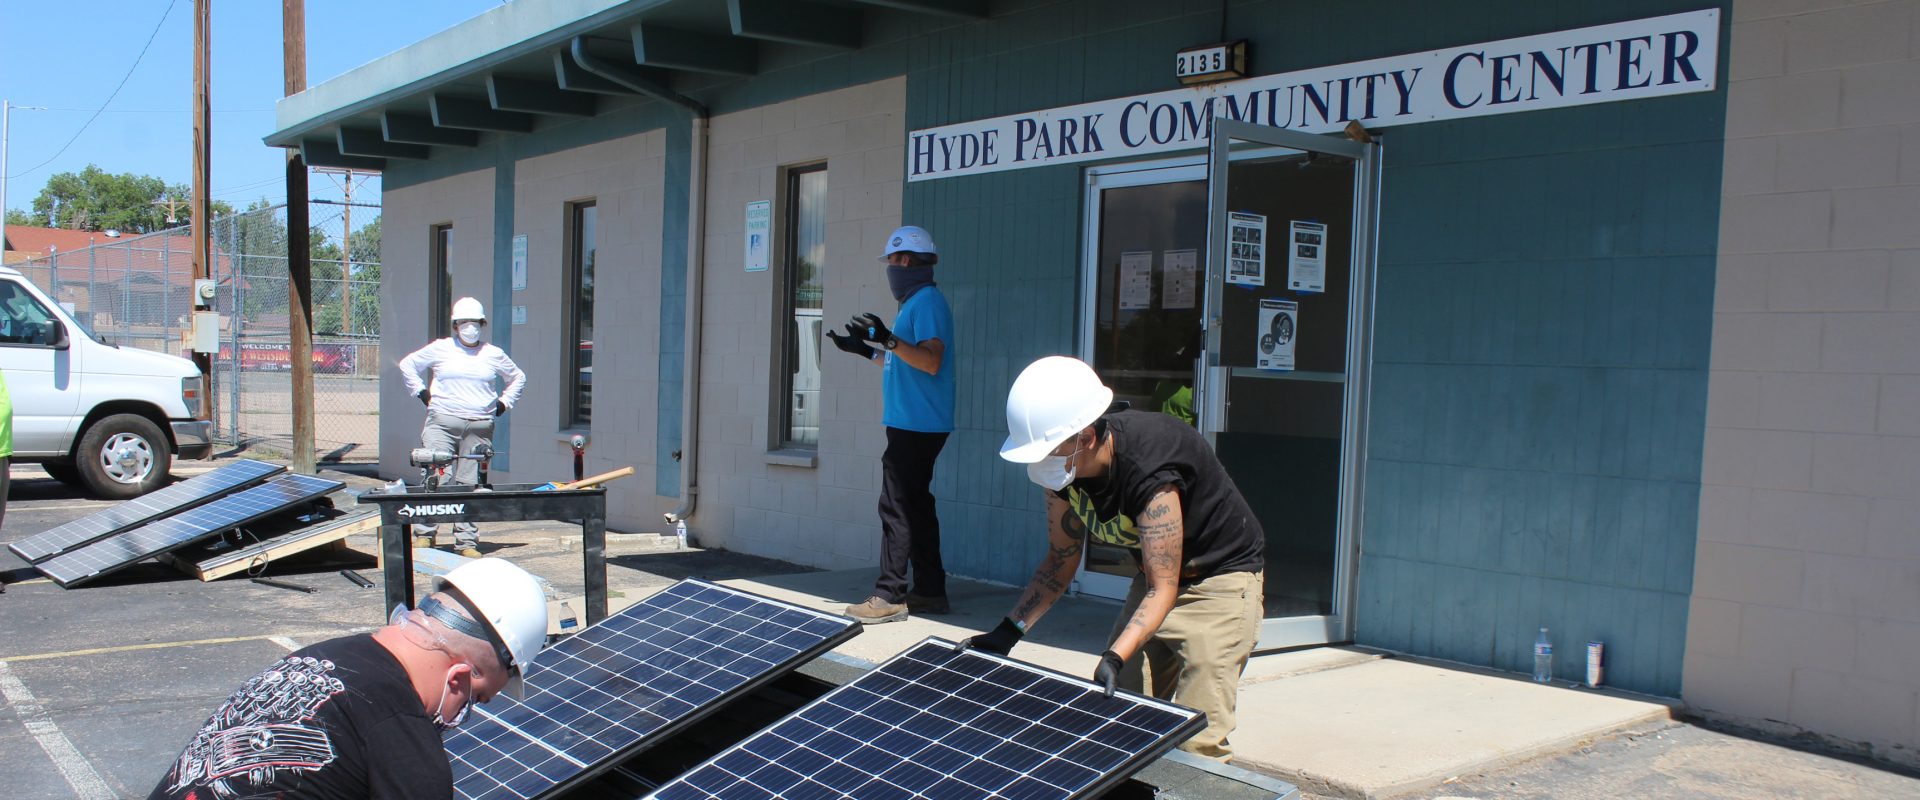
top-left (569, 39), bottom-right (707, 526)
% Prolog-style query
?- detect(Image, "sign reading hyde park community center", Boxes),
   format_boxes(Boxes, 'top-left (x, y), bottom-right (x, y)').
top-left (906, 9), bottom-right (1719, 181)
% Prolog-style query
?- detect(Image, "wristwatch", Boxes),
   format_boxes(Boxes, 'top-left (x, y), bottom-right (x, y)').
top-left (882, 336), bottom-right (899, 351)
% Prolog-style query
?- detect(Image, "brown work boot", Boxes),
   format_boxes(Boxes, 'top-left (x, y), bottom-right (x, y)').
top-left (844, 596), bottom-right (908, 624)
top-left (412, 535), bottom-right (434, 549)
top-left (904, 593), bottom-right (951, 614)
top-left (458, 547), bottom-right (483, 559)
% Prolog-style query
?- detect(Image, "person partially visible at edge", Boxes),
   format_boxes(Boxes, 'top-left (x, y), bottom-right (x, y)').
top-left (0, 369), bottom-right (11, 560)
top-left (147, 557), bottom-right (551, 799)
top-left (397, 297), bottom-right (525, 558)
top-left (957, 356), bottom-right (1266, 761)
top-left (825, 225), bottom-right (957, 624)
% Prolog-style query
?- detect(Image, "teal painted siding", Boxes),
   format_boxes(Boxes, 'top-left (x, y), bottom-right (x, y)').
top-left (1355, 9), bottom-right (1730, 695)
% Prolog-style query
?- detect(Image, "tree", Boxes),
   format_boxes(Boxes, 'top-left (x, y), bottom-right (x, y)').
top-left (311, 216), bottom-right (381, 336)
top-left (13, 165), bottom-right (232, 233)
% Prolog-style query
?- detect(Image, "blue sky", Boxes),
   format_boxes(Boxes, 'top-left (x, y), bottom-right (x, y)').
top-left (1, 0), bottom-right (507, 219)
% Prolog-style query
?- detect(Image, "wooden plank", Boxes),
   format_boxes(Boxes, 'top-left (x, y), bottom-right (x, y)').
top-left (166, 508), bottom-right (380, 581)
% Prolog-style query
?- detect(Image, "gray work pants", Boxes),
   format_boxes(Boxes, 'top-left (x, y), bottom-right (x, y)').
top-left (416, 411), bottom-right (493, 547)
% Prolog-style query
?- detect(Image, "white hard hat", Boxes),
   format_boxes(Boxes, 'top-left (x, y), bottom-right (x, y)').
top-left (451, 297), bottom-right (486, 322)
top-left (879, 225), bottom-right (938, 261)
top-left (436, 557), bottom-right (547, 698)
top-left (1000, 356), bottom-right (1114, 463)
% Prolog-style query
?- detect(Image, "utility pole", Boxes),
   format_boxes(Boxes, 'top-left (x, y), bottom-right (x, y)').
top-left (284, 0), bottom-right (314, 473)
top-left (341, 169), bottom-right (352, 335)
top-left (190, 0), bottom-right (213, 422)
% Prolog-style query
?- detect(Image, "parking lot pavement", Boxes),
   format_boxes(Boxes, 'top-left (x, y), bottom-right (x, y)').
top-left (0, 463), bottom-right (817, 799)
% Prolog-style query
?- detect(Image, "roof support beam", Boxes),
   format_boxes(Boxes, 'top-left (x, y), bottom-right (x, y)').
top-left (569, 38), bottom-right (706, 115)
top-left (337, 127), bottom-right (430, 160)
top-left (845, 0), bottom-right (987, 18)
top-left (487, 75), bottom-right (598, 117)
top-left (632, 24), bottom-right (757, 76)
top-left (299, 139), bottom-right (384, 171)
top-left (381, 112), bottom-right (479, 147)
top-left (728, 0), bottom-right (862, 49)
top-left (430, 94), bottom-right (535, 133)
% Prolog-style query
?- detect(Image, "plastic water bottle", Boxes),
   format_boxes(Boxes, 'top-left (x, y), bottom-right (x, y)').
top-left (675, 519), bottom-right (689, 550)
top-left (1533, 627), bottom-right (1553, 683)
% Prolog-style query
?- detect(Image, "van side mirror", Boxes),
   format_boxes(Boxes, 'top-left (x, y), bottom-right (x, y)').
top-left (48, 320), bottom-right (69, 350)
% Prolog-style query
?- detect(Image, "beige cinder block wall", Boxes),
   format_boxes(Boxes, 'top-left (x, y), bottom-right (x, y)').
top-left (508, 132), bottom-right (667, 531)
top-left (379, 168), bottom-right (495, 481)
top-left (1688, 0), bottom-right (1920, 767)
top-left (691, 77), bottom-right (906, 568)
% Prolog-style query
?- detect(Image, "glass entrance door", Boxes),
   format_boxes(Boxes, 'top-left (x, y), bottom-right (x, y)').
top-left (1202, 118), bottom-right (1379, 648)
top-left (1078, 163), bottom-right (1208, 598)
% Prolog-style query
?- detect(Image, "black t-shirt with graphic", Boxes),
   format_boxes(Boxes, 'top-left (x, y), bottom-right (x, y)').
top-left (148, 633), bottom-right (451, 800)
top-left (1057, 409), bottom-right (1266, 579)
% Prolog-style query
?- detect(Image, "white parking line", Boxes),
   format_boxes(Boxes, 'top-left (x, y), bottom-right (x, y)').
top-left (269, 636), bottom-right (301, 651)
top-left (0, 661), bottom-right (116, 800)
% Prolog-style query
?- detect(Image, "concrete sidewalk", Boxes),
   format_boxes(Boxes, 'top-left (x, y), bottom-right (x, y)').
top-left (705, 568), bottom-right (1675, 800)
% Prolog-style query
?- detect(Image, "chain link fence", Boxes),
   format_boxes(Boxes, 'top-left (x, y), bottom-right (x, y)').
top-left (8, 201), bottom-right (383, 462)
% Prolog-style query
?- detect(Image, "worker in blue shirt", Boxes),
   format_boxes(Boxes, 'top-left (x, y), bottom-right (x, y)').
top-left (826, 225), bottom-right (956, 623)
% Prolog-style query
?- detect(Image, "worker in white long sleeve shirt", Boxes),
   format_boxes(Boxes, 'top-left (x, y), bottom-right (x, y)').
top-left (397, 297), bottom-right (525, 556)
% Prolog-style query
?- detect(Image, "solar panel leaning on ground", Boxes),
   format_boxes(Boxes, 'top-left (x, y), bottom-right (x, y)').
top-left (7, 459), bottom-right (284, 563)
top-left (35, 473), bottom-right (344, 588)
top-left (647, 638), bottom-right (1206, 800)
top-left (446, 578), bottom-right (862, 800)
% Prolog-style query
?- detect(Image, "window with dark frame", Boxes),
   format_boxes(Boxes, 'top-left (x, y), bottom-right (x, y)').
top-left (779, 165), bottom-right (827, 448)
top-left (430, 224), bottom-right (453, 339)
top-left (566, 201), bottom-right (598, 428)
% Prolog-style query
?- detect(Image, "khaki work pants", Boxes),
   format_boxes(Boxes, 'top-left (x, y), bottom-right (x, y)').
top-left (1109, 569), bottom-right (1264, 761)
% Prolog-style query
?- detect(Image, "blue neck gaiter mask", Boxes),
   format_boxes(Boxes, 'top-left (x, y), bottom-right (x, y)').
top-left (887, 266), bottom-right (936, 303)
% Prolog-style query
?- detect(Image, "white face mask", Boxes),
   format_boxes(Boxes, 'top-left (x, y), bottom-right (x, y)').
top-left (456, 322), bottom-right (482, 345)
top-left (431, 667), bottom-right (475, 731)
top-left (1026, 439), bottom-right (1083, 492)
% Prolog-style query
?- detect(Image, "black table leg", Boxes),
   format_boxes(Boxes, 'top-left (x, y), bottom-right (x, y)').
top-left (381, 521), bottom-right (412, 615)
top-left (583, 511), bottom-right (607, 625)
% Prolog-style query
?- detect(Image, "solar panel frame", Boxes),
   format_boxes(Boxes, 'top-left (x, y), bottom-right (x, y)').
top-left (35, 474), bottom-right (344, 588)
top-left (646, 637), bottom-right (1206, 800)
top-left (446, 578), bottom-right (862, 800)
top-left (7, 459), bottom-right (284, 563)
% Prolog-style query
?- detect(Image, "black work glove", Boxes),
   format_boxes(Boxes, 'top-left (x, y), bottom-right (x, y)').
top-left (957, 617), bottom-right (1024, 656)
top-left (851, 313), bottom-right (897, 350)
top-left (1093, 650), bottom-right (1125, 698)
top-left (415, 389), bottom-right (431, 406)
top-left (825, 326), bottom-right (876, 359)
top-left (491, 400), bottom-right (507, 417)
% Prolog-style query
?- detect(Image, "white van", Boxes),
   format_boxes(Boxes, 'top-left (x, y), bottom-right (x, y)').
top-left (0, 267), bottom-right (213, 498)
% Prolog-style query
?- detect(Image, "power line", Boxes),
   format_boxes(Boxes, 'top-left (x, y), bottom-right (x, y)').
top-left (4, 0), bottom-right (180, 181)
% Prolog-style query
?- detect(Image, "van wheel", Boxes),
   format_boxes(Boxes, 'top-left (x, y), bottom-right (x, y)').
top-left (76, 414), bottom-right (171, 499)
top-left (41, 462), bottom-right (84, 487)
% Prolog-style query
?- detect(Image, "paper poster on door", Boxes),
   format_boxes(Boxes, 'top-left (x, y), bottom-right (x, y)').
top-left (1227, 212), bottom-right (1267, 287)
top-left (1288, 220), bottom-right (1326, 293)
top-left (1119, 251), bottom-right (1153, 310)
top-left (1162, 249), bottom-right (1197, 310)
top-left (1257, 299), bottom-right (1297, 371)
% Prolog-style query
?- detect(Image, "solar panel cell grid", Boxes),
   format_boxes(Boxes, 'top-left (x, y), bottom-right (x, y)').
top-left (647, 640), bottom-right (1204, 800)
top-left (447, 579), bottom-right (860, 800)
top-left (8, 459), bottom-right (283, 563)
top-left (35, 473), bottom-right (341, 587)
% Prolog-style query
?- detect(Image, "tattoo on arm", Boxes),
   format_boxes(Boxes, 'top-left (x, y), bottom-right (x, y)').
top-left (1012, 499), bottom-right (1086, 624)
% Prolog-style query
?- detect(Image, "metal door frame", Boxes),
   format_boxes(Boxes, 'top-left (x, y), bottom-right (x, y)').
top-left (1202, 117), bottom-right (1381, 648)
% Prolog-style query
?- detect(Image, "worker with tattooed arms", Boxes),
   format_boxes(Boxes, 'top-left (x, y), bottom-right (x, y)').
top-left (958, 356), bottom-right (1266, 762)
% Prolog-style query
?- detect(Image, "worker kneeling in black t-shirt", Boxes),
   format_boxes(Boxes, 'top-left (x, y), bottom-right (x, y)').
top-left (961, 356), bottom-right (1266, 762)
top-left (148, 558), bottom-right (551, 800)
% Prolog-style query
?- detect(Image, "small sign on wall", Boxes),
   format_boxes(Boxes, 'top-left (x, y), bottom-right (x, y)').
top-left (512, 305), bottom-right (528, 326)
top-left (744, 201), bottom-right (771, 272)
top-left (511, 234), bottom-right (528, 290)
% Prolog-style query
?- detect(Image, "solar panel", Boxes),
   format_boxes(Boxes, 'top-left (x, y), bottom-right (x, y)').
top-left (648, 638), bottom-right (1206, 800)
top-left (8, 459), bottom-right (284, 563)
top-left (447, 579), bottom-right (861, 800)
top-left (35, 474), bottom-right (344, 588)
